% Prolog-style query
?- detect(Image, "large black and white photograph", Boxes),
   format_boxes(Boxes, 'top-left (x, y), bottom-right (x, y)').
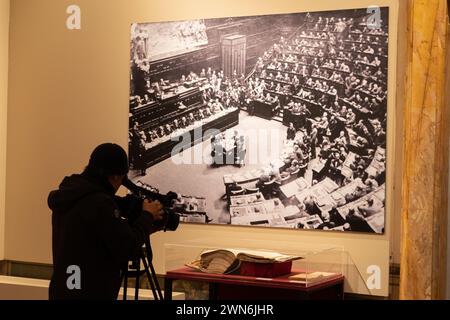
top-left (128, 8), bottom-right (389, 234)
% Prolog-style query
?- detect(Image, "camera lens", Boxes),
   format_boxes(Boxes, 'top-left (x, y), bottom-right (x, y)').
top-left (165, 210), bottom-right (180, 231)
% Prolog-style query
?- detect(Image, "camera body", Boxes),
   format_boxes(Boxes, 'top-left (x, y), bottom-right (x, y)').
top-left (122, 178), bottom-right (180, 232)
top-left (156, 207), bottom-right (180, 231)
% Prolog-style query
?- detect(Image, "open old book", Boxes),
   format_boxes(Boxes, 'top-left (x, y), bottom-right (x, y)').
top-left (186, 248), bottom-right (303, 275)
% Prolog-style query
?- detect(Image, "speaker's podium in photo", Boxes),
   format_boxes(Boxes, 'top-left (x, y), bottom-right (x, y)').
top-left (222, 35), bottom-right (246, 78)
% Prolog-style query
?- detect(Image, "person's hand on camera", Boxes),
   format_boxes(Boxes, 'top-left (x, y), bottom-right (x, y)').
top-left (142, 199), bottom-right (164, 221)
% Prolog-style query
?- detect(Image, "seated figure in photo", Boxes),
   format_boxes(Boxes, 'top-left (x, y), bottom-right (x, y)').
top-left (355, 136), bottom-right (369, 149)
top-left (285, 160), bottom-right (300, 174)
top-left (318, 210), bottom-right (337, 230)
top-left (157, 125), bottom-right (165, 138)
top-left (160, 78), bottom-right (168, 87)
top-left (180, 116), bottom-right (188, 128)
top-left (178, 101), bottom-right (187, 110)
top-left (164, 123), bottom-right (172, 135)
top-left (334, 131), bottom-right (347, 147)
top-left (173, 119), bottom-right (180, 131)
top-left (274, 170), bottom-right (291, 184)
top-left (210, 137), bottom-right (224, 165)
top-left (212, 99), bottom-right (224, 113)
top-left (194, 110), bottom-right (203, 121)
top-left (303, 195), bottom-right (321, 216)
top-left (353, 155), bottom-right (367, 169)
top-left (329, 152), bottom-right (343, 178)
top-left (227, 182), bottom-right (243, 195)
top-left (256, 174), bottom-right (271, 190)
top-left (345, 208), bottom-right (373, 233)
top-left (345, 109), bottom-right (356, 127)
top-left (286, 122), bottom-right (296, 141)
top-left (234, 137), bottom-right (246, 167)
top-left (345, 185), bottom-right (367, 204)
top-left (364, 178), bottom-right (378, 193)
top-left (188, 113), bottom-right (196, 125)
top-left (149, 129), bottom-right (158, 141)
top-left (204, 106), bottom-right (212, 117)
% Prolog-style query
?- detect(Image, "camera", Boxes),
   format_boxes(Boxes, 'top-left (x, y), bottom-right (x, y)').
top-left (122, 178), bottom-right (180, 231)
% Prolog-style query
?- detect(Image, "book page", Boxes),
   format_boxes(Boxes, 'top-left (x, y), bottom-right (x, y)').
top-left (201, 248), bottom-right (301, 262)
top-left (289, 271), bottom-right (336, 282)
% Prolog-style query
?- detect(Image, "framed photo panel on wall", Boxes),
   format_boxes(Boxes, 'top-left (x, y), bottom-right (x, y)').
top-left (128, 8), bottom-right (388, 234)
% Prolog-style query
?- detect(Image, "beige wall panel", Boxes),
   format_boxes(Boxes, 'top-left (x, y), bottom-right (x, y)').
top-left (0, 0), bottom-right (10, 261)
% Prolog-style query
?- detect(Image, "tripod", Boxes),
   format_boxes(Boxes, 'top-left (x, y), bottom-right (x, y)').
top-left (121, 238), bottom-right (163, 301)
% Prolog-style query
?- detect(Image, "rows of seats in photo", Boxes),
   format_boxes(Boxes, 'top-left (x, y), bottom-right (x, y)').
top-left (127, 7), bottom-right (388, 234)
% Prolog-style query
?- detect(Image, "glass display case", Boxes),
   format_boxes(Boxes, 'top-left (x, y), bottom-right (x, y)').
top-left (163, 238), bottom-right (355, 293)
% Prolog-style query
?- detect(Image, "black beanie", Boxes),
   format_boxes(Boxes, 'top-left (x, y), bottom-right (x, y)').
top-left (86, 143), bottom-right (129, 176)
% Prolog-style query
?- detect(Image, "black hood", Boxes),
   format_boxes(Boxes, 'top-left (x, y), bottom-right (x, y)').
top-left (48, 174), bottom-right (112, 214)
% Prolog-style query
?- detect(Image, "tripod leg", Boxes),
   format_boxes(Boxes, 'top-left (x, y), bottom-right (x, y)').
top-left (141, 255), bottom-right (160, 300)
top-left (135, 259), bottom-right (140, 301)
top-left (164, 278), bottom-right (173, 301)
top-left (149, 262), bottom-right (163, 300)
top-left (123, 269), bottom-right (128, 301)
top-left (142, 239), bottom-right (163, 300)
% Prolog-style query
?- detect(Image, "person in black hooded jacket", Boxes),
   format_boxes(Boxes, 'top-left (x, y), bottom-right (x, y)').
top-left (47, 143), bottom-right (164, 300)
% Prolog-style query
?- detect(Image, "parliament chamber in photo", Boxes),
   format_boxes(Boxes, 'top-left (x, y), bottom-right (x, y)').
top-left (129, 10), bottom-right (388, 234)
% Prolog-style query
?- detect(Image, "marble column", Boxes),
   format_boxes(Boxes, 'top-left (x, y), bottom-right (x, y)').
top-left (400, 0), bottom-right (449, 299)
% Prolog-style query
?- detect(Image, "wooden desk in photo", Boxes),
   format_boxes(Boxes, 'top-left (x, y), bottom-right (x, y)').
top-left (315, 178), bottom-right (366, 214)
top-left (279, 177), bottom-right (309, 199)
top-left (223, 169), bottom-right (265, 189)
top-left (251, 99), bottom-right (276, 120)
top-left (336, 185), bottom-right (385, 234)
top-left (164, 267), bottom-right (344, 300)
top-left (365, 147), bottom-right (386, 177)
top-left (295, 177), bottom-right (339, 203)
top-left (141, 108), bottom-right (239, 168)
